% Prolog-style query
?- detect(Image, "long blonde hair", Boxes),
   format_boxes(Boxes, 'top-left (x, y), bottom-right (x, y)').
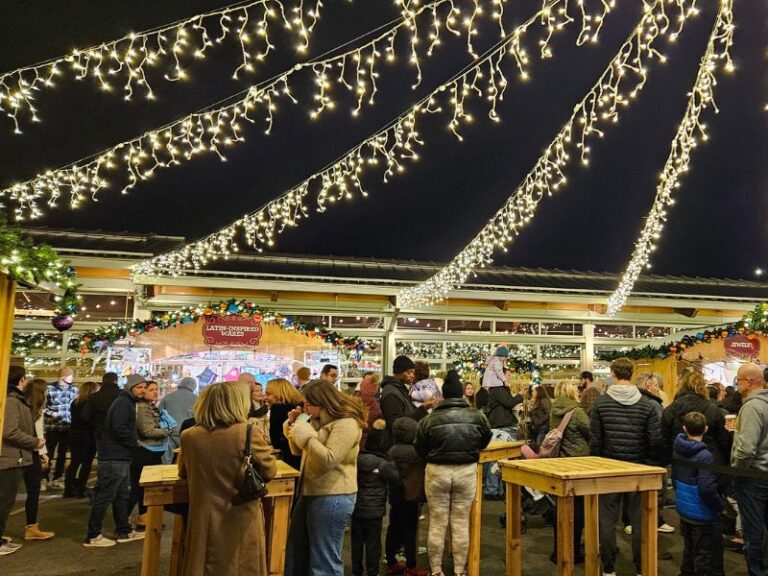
top-left (302, 380), bottom-right (368, 429)
top-left (555, 380), bottom-right (579, 401)
top-left (266, 377), bottom-right (303, 405)
top-left (678, 369), bottom-right (708, 399)
top-left (73, 381), bottom-right (99, 406)
top-left (194, 381), bottom-right (251, 431)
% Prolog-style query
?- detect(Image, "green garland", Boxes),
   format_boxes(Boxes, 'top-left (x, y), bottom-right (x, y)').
top-left (596, 302), bottom-right (768, 361)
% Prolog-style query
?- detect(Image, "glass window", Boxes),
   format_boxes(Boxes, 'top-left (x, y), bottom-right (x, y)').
top-left (396, 341), bottom-right (443, 359)
top-left (540, 363), bottom-right (581, 381)
top-left (291, 315), bottom-right (330, 327)
top-left (12, 332), bottom-right (63, 355)
top-left (78, 294), bottom-right (133, 322)
top-left (634, 325), bottom-right (672, 339)
top-left (343, 338), bottom-right (383, 379)
top-left (446, 320), bottom-right (492, 333)
top-left (446, 343), bottom-right (491, 359)
top-left (540, 344), bottom-right (581, 360)
top-left (396, 317), bottom-right (445, 332)
top-left (495, 321), bottom-right (539, 335)
top-left (541, 322), bottom-right (583, 336)
top-left (333, 316), bottom-right (384, 329)
top-left (594, 324), bottom-right (634, 339)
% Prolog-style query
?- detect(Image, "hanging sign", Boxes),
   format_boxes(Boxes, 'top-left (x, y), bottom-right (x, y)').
top-left (724, 334), bottom-right (760, 360)
top-left (202, 314), bottom-right (263, 346)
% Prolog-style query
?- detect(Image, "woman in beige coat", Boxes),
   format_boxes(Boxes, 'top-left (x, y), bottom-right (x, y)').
top-left (283, 379), bottom-right (367, 576)
top-left (179, 381), bottom-right (277, 576)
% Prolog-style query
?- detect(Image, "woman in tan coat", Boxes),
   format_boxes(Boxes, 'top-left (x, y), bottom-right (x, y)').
top-left (283, 379), bottom-right (367, 576)
top-left (178, 381), bottom-right (277, 576)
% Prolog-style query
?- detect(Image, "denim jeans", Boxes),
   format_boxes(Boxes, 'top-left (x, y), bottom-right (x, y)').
top-left (285, 493), bottom-right (356, 576)
top-left (735, 477), bottom-right (768, 576)
top-left (680, 518), bottom-right (720, 576)
top-left (86, 459), bottom-right (132, 539)
top-left (484, 427), bottom-right (516, 497)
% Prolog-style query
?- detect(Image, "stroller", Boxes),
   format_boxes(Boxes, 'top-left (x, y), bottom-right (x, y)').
top-left (495, 445), bottom-right (556, 531)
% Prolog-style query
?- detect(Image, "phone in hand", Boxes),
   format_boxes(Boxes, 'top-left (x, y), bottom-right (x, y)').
top-left (297, 413), bottom-right (311, 424)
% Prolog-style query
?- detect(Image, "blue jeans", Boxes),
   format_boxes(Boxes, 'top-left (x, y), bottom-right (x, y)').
top-left (285, 493), bottom-right (356, 576)
top-left (735, 477), bottom-right (768, 576)
top-left (86, 460), bottom-right (132, 539)
top-left (484, 427), bottom-right (516, 497)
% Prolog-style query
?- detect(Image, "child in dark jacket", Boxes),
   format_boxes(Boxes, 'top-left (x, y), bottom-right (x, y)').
top-left (352, 421), bottom-right (400, 576)
top-left (385, 417), bottom-right (428, 576)
top-left (672, 412), bottom-right (724, 576)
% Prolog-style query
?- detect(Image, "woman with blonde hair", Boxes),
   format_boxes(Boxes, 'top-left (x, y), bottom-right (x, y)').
top-left (179, 382), bottom-right (277, 576)
top-left (264, 378), bottom-right (304, 469)
top-left (283, 380), bottom-right (367, 576)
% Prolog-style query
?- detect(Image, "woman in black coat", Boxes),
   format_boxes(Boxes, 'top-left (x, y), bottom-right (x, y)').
top-left (264, 378), bottom-right (303, 469)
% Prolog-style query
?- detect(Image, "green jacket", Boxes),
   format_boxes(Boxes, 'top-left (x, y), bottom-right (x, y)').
top-left (549, 396), bottom-right (590, 457)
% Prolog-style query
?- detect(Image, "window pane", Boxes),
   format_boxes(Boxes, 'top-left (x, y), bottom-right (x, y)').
top-left (594, 324), bottom-right (634, 339)
top-left (333, 316), bottom-right (383, 329)
top-left (343, 338), bottom-right (383, 379)
top-left (495, 321), bottom-right (539, 335)
top-left (540, 344), bottom-right (581, 360)
top-left (396, 342), bottom-right (443, 359)
top-left (79, 295), bottom-right (132, 322)
top-left (12, 332), bottom-right (63, 355)
top-left (446, 343), bottom-right (491, 359)
top-left (446, 320), bottom-right (492, 333)
top-left (634, 325), bottom-right (672, 339)
top-left (541, 323), bottom-right (583, 336)
top-left (396, 317), bottom-right (445, 332)
top-left (540, 363), bottom-right (581, 381)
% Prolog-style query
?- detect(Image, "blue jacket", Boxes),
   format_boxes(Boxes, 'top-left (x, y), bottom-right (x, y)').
top-left (672, 433), bottom-right (723, 523)
top-left (98, 390), bottom-right (140, 461)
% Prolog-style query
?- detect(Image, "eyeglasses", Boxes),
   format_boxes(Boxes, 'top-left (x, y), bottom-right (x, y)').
top-left (736, 377), bottom-right (752, 383)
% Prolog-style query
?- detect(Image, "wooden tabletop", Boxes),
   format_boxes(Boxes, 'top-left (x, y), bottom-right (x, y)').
top-left (500, 456), bottom-right (666, 479)
top-left (140, 460), bottom-right (299, 488)
top-left (483, 440), bottom-right (525, 452)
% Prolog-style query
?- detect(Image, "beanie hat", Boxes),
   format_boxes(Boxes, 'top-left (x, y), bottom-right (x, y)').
top-left (494, 346), bottom-right (510, 357)
top-left (125, 373), bottom-right (147, 390)
top-left (442, 370), bottom-right (464, 399)
top-left (392, 417), bottom-right (418, 444)
top-left (393, 355), bottom-right (415, 374)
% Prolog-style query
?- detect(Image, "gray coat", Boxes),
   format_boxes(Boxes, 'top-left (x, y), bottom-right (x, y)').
top-left (0, 387), bottom-right (38, 470)
top-left (136, 401), bottom-right (171, 449)
top-left (158, 386), bottom-right (196, 436)
top-left (732, 389), bottom-right (768, 472)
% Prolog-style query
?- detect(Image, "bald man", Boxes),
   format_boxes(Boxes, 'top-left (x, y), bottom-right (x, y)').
top-left (732, 362), bottom-right (768, 576)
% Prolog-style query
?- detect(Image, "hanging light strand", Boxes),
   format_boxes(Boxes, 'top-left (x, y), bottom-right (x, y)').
top-left (397, 0), bottom-right (699, 309)
top-left (1, 0), bottom-right (574, 221)
top-left (131, 0), bottom-right (616, 277)
top-left (606, 0), bottom-right (734, 316)
top-left (0, 0), bottom-right (326, 135)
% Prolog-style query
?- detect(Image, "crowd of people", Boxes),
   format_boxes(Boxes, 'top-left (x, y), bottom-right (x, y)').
top-left (1, 351), bottom-right (767, 576)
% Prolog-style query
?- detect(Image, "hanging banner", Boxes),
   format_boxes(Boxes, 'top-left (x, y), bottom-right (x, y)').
top-left (724, 334), bottom-right (760, 360)
top-left (202, 314), bottom-right (263, 347)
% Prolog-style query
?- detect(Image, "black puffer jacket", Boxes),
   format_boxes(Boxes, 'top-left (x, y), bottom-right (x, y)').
top-left (81, 383), bottom-right (120, 441)
top-left (662, 391), bottom-right (732, 464)
top-left (486, 386), bottom-right (523, 429)
top-left (354, 452), bottom-right (399, 518)
top-left (415, 398), bottom-right (492, 465)
top-left (380, 376), bottom-right (428, 444)
top-left (589, 386), bottom-right (663, 464)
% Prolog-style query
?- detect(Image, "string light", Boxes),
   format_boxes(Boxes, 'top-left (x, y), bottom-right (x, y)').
top-left (133, 0), bottom-right (616, 277)
top-left (606, 0), bottom-right (734, 316)
top-left (1, 0), bottom-right (525, 220)
top-left (0, 0), bottom-right (325, 134)
top-left (397, 0), bottom-right (699, 309)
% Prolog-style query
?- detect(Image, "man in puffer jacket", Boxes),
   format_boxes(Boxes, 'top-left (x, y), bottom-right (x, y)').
top-left (672, 412), bottom-right (723, 576)
top-left (589, 358), bottom-right (662, 576)
top-left (416, 371), bottom-right (492, 576)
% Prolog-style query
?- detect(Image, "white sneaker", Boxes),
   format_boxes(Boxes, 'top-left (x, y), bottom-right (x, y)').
top-left (658, 523), bottom-right (675, 534)
top-left (116, 530), bottom-right (145, 543)
top-left (40, 479), bottom-right (47, 492)
top-left (623, 525), bottom-right (632, 535)
top-left (602, 572), bottom-right (616, 576)
top-left (49, 479), bottom-right (65, 489)
top-left (83, 534), bottom-right (116, 548)
top-left (0, 541), bottom-right (22, 555)
top-left (418, 546), bottom-right (427, 555)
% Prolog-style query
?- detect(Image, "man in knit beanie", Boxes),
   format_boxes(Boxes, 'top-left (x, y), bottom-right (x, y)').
top-left (380, 355), bottom-right (434, 447)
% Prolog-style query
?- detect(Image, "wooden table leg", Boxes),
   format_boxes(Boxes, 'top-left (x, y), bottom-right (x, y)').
top-left (583, 495), bottom-right (600, 576)
top-left (268, 495), bottom-right (293, 576)
top-left (556, 496), bottom-right (574, 576)
top-left (641, 491), bottom-right (658, 576)
top-left (467, 462), bottom-right (483, 576)
top-left (168, 514), bottom-right (186, 576)
top-left (141, 505), bottom-right (164, 576)
top-left (505, 483), bottom-right (522, 576)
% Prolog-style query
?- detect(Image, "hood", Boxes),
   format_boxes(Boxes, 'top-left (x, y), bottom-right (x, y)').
top-left (550, 396), bottom-right (579, 416)
top-left (606, 384), bottom-right (642, 406)
top-left (381, 375), bottom-right (407, 392)
top-left (363, 425), bottom-right (389, 456)
top-left (177, 377), bottom-right (197, 392)
top-left (120, 389), bottom-right (140, 403)
top-left (639, 388), bottom-right (662, 404)
top-left (360, 378), bottom-right (380, 399)
top-left (744, 388), bottom-right (768, 407)
top-left (392, 417), bottom-right (418, 444)
top-left (673, 433), bottom-right (709, 459)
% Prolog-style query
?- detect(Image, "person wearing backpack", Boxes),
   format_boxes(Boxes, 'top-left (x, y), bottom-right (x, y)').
top-left (548, 380), bottom-right (590, 565)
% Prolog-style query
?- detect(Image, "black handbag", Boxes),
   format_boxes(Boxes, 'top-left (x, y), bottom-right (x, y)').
top-left (241, 423), bottom-right (268, 501)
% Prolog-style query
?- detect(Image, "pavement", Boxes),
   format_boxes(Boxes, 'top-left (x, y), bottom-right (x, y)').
top-left (0, 489), bottom-right (748, 575)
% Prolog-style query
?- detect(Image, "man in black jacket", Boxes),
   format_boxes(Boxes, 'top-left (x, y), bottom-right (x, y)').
top-left (415, 371), bottom-right (491, 576)
top-left (380, 355), bottom-right (434, 445)
top-left (83, 374), bottom-right (147, 547)
top-left (590, 358), bottom-right (663, 576)
top-left (81, 372), bottom-right (120, 445)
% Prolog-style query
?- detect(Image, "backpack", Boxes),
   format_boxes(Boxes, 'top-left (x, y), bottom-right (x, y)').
top-left (537, 409), bottom-right (575, 458)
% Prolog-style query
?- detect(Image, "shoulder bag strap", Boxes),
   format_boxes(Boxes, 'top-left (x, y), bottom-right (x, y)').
top-left (557, 409), bottom-right (575, 433)
top-left (244, 422), bottom-right (253, 458)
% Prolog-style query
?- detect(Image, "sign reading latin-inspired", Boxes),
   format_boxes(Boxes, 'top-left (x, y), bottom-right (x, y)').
top-left (724, 334), bottom-right (760, 360)
top-left (202, 315), bottom-right (263, 346)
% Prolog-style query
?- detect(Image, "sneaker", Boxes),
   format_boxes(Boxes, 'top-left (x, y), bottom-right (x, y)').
top-left (418, 546), bottom-right (427, 555)
top-left (24, 524), bottom-right (54, 540)
top-left (116, 530), bottom-right (145, 544)
top-left (0, 541), bottom-right (22, 555)
top-left (83, 534), bottom-right (116, 548)
top-left (602, 563), bottom-right (616, 576)
top-left (49, 478), bottom-right (65, 489)
top-left (658, 523), bottom-right (675, 534)
top-left (623, 525), bottom-right (632, 535)
top-left (40, 479), bottom-right (47, 492)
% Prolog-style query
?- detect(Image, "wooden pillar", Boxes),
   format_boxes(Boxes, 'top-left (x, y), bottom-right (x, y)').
top-left (505, 483), bottom-right (522, 576)
top-left (0, 273), bottom-right (16, 453)
top-left (640, 490), bottom-right (658, 576)
top-left (583, 494), bottom-right (600, 576)
top-left (556, 496), bottom-right (575, 576)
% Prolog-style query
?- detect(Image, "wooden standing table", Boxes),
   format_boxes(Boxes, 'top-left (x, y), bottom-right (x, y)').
top-left (139, 460), bottom-right (299, 576)
top-left (467, 440), bottom-right (524, 576)
top-left (500, 457), bottom-right (665, 576)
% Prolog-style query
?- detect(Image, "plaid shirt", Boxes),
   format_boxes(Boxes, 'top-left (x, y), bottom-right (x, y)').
top-left (44, 382), bottom-right (78, 431)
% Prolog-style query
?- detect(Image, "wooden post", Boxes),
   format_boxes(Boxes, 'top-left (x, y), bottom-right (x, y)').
top-left (640, 490), bottom-right (658, 576)
top-left (467, 462), bottom-right (484, 576)
top-left (556, 496), bottom-right (574, 576)
top-left (0, 273), bottom-right (16, 453)
top-left (583, 494), bottom-right (600, 576)
top-left (505, 483), bottom-right (522, 576)
top-left (168, 514), bottom-right (186, 576)
top-left (141, 504), bottom-right (165, 576)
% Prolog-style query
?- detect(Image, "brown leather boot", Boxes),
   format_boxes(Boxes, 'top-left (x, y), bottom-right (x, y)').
top-left (136, 514), bottom-right (147, 530)
top-left (24, 524), bottom-right (54, 540)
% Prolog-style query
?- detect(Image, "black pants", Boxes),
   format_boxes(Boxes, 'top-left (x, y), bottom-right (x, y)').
top-left (600, 492), bottom-right (642, 573)
top-left (45, 428), bottom-right (70, 480)
top-left (680, 519), bottom-right (716, 576)
top-left (64, 430), bottom-right (97, 496)
top-left (385, 499), bottom-right (419, 569)
top-left (23, 453), bottom-right (43, 525)
top-left (352, 515), bottom-right (383, 576)
top-left (552, 496), bottom-right (584, 558)
top-left (0, 468), bottom-right (24, 540)
top-left (128, 448), bottom-right (163, 517)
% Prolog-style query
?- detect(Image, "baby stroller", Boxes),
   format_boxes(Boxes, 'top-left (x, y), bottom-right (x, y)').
top-left (495, 448), bottom-right (556, 531)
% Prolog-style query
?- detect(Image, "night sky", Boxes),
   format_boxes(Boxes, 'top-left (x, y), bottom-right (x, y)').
top-left (0, 0), bottom-right (766, 280)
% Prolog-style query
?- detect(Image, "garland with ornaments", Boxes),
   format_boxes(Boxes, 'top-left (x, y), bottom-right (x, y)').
top-left (597, 302), bottom-right (768, 362)
top-left (78, 297), bottom-right (370, 353)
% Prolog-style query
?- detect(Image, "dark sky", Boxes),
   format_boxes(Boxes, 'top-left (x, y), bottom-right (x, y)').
top-left (1, 0), bottom-right (766, 280)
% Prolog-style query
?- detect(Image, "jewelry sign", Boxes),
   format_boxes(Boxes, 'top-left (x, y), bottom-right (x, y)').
top-left (724, 334), bottom-right (760, 360)
top-left (202, 314), bottom-right (263, 347)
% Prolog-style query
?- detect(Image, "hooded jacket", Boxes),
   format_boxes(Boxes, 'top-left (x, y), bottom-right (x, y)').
top-left (354, 427), bottom-right (400, 519)
top-left (486, 385), bottom-right (523, 429)
top-left (481, 355), bottom-right (507, 389)
top-left (388, 417), bottom-right (426, 503)
top-left (136, 400), bottom-right (172, 450)
top-left (158, 379), bottom-right (197, 434)
top-left (0, 387), bottom-right (39, 470)
top-left (98, 389), bottom-right (140, 461)
top-left (589, 384), bottom-right (663, 464)
top-left (673, 433), bottom-right (723, 523)
top-left (380, 376), bottom-right (428, 444)
top-left (731, 388), bottom-right (768, 472)
top-left (549, 396), bottom-right (590, 457)
top-left (410, 378), bottom-right (443, 407)
top-left (662, 391), bottom-right (732, 464)
top-left (415, 398), bottom-right (492, 465)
